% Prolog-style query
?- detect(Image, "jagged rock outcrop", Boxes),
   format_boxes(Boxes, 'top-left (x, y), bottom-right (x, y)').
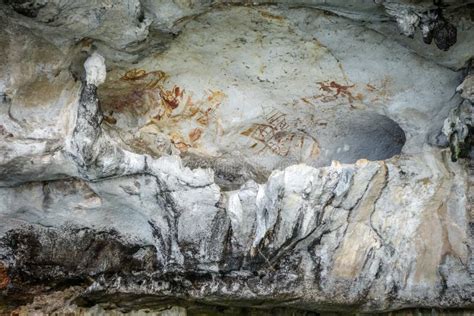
top-left (443, 64), bottom-right (473, 162)
top-left (0, 0), bottom-right (473, 314)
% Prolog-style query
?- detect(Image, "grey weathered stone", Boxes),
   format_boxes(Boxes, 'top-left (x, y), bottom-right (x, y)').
top-left (0, 1), bottom-right (473, 314)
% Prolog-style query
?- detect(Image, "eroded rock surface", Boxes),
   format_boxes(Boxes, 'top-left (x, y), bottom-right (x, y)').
top-left (0, 0), bottom-right (473, 314)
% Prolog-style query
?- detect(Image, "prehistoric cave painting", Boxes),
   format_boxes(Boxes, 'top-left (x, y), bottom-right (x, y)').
top-left (99, 67), bottom-right (395, 163)
top-left (366, 76), bottom-right (392, 104)
top-left (300, 78), bottom-right (393, 108)
top-left (241, 109), bottom-right (320, 159)
top-left (315, 81), bottom-right (359, 106)
top-left (189, 128), bottom-right (202, 142)
top-left (99, 68), bottom-right (228, 155)
top-left (100, 69), bottom-right (169, 115)
top-left (143, 88), bottom-right (225, 153)
top-left (236, 78), bottom-right (394, 161)
top-left (121, 68), bottom-right (150, 81)
top-left (160, 85), bottom-right (184, 110)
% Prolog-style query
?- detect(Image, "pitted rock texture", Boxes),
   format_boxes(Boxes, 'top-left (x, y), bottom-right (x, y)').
top-left (0, 0), bottom-right (473, 315)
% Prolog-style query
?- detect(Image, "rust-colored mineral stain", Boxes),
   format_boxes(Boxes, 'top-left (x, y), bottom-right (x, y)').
top-left (0, 263), bottom-right (9, 290)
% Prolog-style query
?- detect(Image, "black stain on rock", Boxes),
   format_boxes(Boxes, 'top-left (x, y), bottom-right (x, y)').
top-left (3, 0), bottom-right (46, 18)
top-left (421, 9), bottom-right (457, 51)
top-left (1, 226), bottom-right (159, 286)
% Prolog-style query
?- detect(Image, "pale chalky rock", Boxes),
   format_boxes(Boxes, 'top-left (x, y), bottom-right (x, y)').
top-left (0, 1), bottom-right (472, 315)
top-left (84, 52), bottom-right (106, 87)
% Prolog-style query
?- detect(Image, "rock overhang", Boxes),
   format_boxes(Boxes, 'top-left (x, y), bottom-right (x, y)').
top-left (0, 1), bottom-right (472, 314)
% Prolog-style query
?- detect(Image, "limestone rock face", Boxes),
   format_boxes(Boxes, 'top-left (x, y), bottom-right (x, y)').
top-left (0, 0), bottom-right (473, 314)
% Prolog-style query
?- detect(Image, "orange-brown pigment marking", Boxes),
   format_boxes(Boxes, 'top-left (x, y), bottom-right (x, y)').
top-left (315, 80), bottom-right (360, 106)
top-left (240, 110), bottom-right (320, 157)
top-left (160, 85), bottom-right (184, 110)
top-left (298, 80), bottom-right (390, 108)
top-left (0, 263), bottom-right (9, 289)
top-left (189, 128), bottom-right (202, 142)
top-left (101, 69), bottom-right (172, 115)
top-left (259, 10), bottom-right (285, 21)
top-left (100, 68), bottom-right (230, 154)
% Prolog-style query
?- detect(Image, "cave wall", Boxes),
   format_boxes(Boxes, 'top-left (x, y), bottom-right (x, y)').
top-left (0, 0), bottom-right (473, 314)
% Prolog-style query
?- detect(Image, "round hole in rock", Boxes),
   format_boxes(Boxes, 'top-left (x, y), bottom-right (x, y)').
top-left (175, 110), bottom-right (405, 190)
